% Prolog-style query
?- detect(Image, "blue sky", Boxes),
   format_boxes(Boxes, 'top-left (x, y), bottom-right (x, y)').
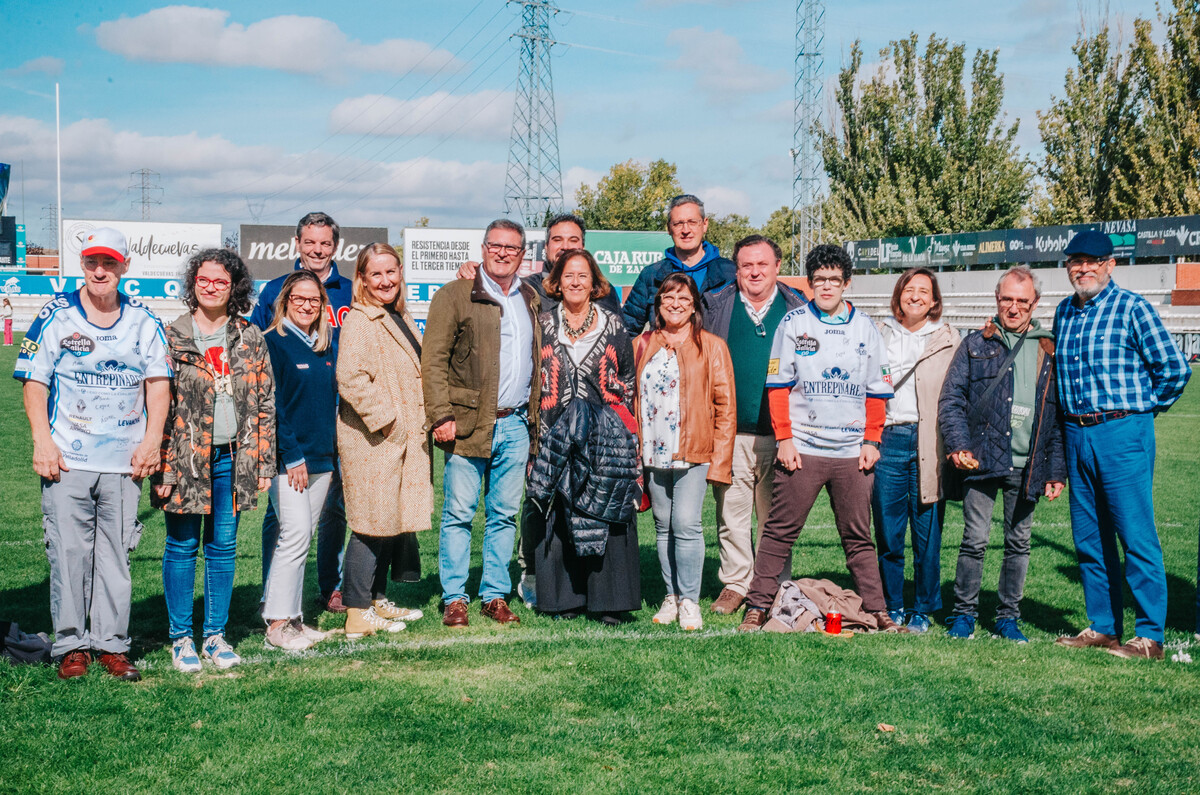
top-left (0, 0), bottom-right (1159, 246)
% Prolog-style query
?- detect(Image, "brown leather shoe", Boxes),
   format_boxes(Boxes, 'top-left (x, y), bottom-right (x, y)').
top-left (57, 650), bottom-right (91, 680)
top-left (320, 589), bottom-right (347, 614)
top-left (481, 598), bottom-right (520, 625)
top-left (737, 607), bottom-right (768, 633)
top-left (870, 611), bottom-right (909, 633)
top-left (1055, 628), bottom-right (1120, 650)
top-left (1108, 636), bottom-right (1164, 660)
top-left (97, 652), bottom-right (142, 682)
top-left (442, 599), bottom-right (469, 628)
top-left (710, 587), bottom-right (746, 615)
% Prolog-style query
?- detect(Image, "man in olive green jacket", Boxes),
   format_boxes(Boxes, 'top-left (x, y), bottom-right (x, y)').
top-left (422, 219), bottom-right (541, 627)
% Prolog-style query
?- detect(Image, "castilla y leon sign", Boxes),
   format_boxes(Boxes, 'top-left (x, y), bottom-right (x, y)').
top-left (239, 224), bottom-right (389, 282)
top-left (60, 219), bottom-right (222, 280)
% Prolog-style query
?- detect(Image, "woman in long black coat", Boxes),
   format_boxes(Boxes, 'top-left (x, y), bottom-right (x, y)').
top-left (528, 249), bottom-right (641, 623)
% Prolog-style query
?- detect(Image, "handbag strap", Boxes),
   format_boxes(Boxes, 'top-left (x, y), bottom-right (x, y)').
top-left (967, 329), bottom-right (1028, 423)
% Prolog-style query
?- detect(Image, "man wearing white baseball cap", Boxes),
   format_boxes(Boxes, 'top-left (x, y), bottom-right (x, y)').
top-left (14, 226), bottom-right (172, 681)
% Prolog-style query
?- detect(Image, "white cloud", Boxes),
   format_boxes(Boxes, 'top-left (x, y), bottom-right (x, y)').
top-left (88, 7), bottom-right (464, 76)
top-left (329, 91), bottom-right (514, 141)
top-left (0, 113), bottom-right (510, 235)
top-left (4, 56), bottom-right (65, 77)
top-left (666, 27), bottom-right (787, 103)
top-left (695, 184), bottom-right (752, 217)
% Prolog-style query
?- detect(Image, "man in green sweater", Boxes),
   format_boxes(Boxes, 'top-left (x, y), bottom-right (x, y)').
top-left (700, 235), bottom-right (806, 614)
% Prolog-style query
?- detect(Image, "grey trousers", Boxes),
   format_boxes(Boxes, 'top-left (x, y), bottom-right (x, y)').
top-left (41, 469), bottom-right (144, 657)
top-left (953, 471), bottom-right (1035, 620)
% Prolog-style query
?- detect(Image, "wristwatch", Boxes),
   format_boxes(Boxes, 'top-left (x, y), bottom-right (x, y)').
top-left (862, 440), bottom-right (880, 449)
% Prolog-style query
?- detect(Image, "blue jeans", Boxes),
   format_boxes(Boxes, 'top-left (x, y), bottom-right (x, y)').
top-left (871, 423), bottom-right (944, 614)
top-left (1065, 413), bottom-right (1166, 642)
top-left (261, 467), bottom-right (346, 596)
top-left (646, 464), bottom-right (710, 603)
top-left (163, 447), bottom-right (240, 640)
top-left (439, 413), bottom-right (531, 604)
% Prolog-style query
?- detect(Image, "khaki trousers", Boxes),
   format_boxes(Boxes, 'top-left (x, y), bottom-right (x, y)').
top-left (712, 433), bottom-right (789, 596)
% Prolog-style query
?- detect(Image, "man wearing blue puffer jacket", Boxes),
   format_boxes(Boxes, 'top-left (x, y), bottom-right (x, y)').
top-left (938, 266), bottom-right (1067, 643)
top-left (621, 194), bottom-right (735, 335)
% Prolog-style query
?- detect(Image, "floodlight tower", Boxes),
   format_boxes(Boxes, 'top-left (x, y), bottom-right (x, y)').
top-left (503, 0), bottom-right (564, 228)
top-left (791, 0), bottom-right (825, 272)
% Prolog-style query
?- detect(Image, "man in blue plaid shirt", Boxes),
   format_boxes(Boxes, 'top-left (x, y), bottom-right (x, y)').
top-left (1053, 230), bottom-right (1191, 661)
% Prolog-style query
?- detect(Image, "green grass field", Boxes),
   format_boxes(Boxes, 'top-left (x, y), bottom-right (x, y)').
top-left (1, 334), bottom-right (1199, 793)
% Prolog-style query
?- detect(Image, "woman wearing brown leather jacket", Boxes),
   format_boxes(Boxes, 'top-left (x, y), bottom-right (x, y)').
top-left (634, 272), bottom-right (735, 632)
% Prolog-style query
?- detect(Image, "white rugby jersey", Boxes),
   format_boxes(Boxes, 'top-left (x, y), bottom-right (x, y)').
top-left (765, 299), bottom-right (893, 458)
top-left (14, 291), bottom-right (171, 474)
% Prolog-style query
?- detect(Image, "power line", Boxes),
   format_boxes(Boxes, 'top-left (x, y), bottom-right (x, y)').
top-left (504, 0), bottom-right (564, 227)
top-left (791, 0), bottom-right (825, 272)
top-left (128, 168), bottom-right (163, 220)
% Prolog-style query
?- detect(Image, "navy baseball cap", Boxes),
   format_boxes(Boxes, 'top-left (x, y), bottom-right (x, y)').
top-left (1064, 230), bottom-right (1113, 259)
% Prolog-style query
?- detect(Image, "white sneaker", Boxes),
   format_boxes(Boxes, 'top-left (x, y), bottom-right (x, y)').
top-left (201, 635), bottom-right (242, 669)
top-left (171, 637), bottom-right (202, 673)
top-left (289, 617), bottom-right (327, 643)
top-left (652, 594), bottom-right (679, 625)
top-left (372, 598), bottom-right (424, 622)
top-left (678, 598), bottom-right (703, 631)
top-left (517, 574), bottom-right (537, 610)
top-left (264, 619), bottom-right (313, 651)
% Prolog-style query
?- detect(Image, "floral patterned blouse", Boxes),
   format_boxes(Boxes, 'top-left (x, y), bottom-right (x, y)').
top-left (639, 347), bottom-right (688, 469)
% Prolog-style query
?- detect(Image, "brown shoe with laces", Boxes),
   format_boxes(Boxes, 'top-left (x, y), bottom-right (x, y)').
top-left (481, 598), bottom-right (521, 625)
top-left (738, 607), bottom-right (768, 633)
top-left (57, 650), bottom-right (91, 680)
top-left (1055, 628), bottom-right (1120, 650)
top-left (710, 588), bottom-right (746, 615)
top-left (442, 598), bottom-right (469, 628)
top-left (870, 611), bottom-right (908, 633)
top-left (1107, 636), bottom-right (1164, 660)
top-left (97, 652), bottom-right (142, 681)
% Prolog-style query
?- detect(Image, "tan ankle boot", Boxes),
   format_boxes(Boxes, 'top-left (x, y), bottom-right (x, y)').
top-left (344, 607), bottom-right (377, 640)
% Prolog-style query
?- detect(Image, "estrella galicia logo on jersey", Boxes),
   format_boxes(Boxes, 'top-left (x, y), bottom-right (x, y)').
top-left (822, 366), bottom-right (851, 381)
top-left (20, 337), bottom-right (40, 357)
top-left (795, 334), bottom-right (819, 356)
top-left (61, 332), bottom-right (96, 356)
top-left (71, 440), bottom-right (83, 452)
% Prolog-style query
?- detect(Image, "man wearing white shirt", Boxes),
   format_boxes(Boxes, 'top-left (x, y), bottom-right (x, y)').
top-left (15, 227), bottom-right (171, 680)
top-left (422, 219), bottom-right (542, 627)
top-left (700, 235), bottom-right (806, 614)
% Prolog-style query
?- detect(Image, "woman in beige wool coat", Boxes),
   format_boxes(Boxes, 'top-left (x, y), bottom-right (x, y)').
top-left (337, 243), bottom-right (434, 639)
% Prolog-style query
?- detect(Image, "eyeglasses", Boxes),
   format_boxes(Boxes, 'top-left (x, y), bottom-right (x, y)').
top-left (196, 276), bottom-right (231, 291)
top-left (288, 295), bottom-right (322, 308)
top-left (1066, 257), bottom-right (1108, 271)
top-left (997, 297), bottom-right (1034, 309)
top-left (809, 276), bottom-right (845, 288)
top-left (484, 242), bottom-right (524, 255)
top-left (81, 258), bottom-right (122, 271)
top-left (668, 219), bottom-right (703, 231)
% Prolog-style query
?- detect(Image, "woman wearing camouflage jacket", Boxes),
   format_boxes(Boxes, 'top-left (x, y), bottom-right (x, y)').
top-left (152, 248), bottom-right (276, 673)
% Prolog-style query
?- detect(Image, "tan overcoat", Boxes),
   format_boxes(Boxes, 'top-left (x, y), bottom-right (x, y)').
top-left (337, 302), bottom-right (433, 537)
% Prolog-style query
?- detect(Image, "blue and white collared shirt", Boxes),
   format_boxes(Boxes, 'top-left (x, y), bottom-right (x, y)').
top-left (479, 268), bottom-right (534, 410)
top-left (1053, 280), bottom-right (1190, 415)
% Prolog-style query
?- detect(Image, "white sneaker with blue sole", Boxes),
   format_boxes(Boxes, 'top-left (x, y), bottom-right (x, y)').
top-left (202, 635), bottom-right (242, 669)
top-left (172, 637), bottom-right (202, 673)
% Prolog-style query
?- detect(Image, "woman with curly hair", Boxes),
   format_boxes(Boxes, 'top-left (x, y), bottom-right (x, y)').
top-left (153, 248), bottom-right (276, 671)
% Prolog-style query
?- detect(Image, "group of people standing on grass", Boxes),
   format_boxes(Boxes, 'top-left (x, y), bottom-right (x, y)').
top-left (14, 195), bottom-right (1194, 682)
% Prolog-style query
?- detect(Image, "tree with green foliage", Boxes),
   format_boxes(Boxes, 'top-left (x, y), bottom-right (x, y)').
top-left (1119, 1), bottom-right (1200, 217)
top-left (573, 159), bottom-right (682, 231)
top-left (820, 34), bottom-right (1031, 240)
top-left (1036, 26), bottom-right (1138, 224)
top-left (705, 213), bottom-right (757, 259)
